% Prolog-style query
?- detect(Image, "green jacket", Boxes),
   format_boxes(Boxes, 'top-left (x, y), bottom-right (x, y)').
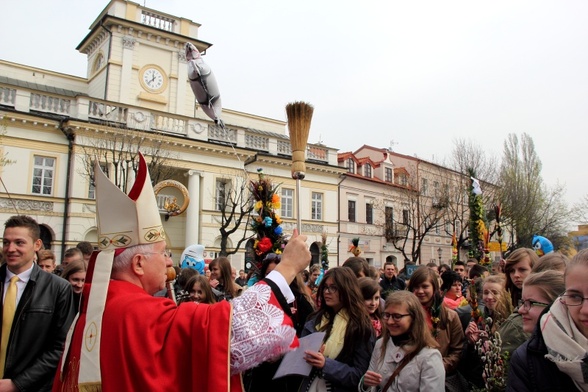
top-left (498, 310), bottom-right (531, 356)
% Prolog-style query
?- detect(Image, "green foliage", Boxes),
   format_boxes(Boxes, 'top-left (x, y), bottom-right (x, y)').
top-left (468, 168), bottom-right (487, 261)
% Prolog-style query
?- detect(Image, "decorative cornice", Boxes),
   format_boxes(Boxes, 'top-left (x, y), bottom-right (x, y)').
top-left (0, 198), bottom-right (54, 212)
top-left (122, 35), bottom-right (136, 49)
top-left (177, 50), bottom-right (187, 63)
top-left (282, 222), bottom-right (324, 233)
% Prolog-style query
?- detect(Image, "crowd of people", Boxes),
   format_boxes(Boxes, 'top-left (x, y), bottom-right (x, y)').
top-left (2, 211), bottom-right (588, 391)
top-left (0, 156), bottom-right (585, 392)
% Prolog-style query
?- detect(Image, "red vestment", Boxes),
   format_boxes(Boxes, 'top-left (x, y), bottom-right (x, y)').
top-left (54, 279), bottom-right (294, 392)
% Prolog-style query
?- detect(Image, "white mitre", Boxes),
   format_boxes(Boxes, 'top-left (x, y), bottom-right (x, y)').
top-left (61, 152), bottom-right (165, 390)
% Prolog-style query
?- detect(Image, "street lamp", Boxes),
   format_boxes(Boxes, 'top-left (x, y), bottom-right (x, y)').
top-left (437, 247), bottom-right (442, 263)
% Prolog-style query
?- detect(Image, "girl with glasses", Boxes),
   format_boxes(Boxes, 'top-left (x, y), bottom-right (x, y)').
top-left (498, 269), bottom-right (564, 355)
top-left (299, 267), bottom-right (375, 392)
top-left (359, 291), bottom-right (444, 391)
top-left (507, 250), bottom-right (588, 391)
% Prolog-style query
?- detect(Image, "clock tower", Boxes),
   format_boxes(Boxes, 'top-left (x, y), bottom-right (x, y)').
top-left (77, 0), bottom-right (212, 116)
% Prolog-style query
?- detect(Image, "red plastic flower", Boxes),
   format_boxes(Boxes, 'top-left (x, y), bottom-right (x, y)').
top-left (257, 237), bottom-right (273, 253)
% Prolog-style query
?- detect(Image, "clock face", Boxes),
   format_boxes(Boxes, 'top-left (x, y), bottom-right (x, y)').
top-left (142, 67), bottom-right (165, 92)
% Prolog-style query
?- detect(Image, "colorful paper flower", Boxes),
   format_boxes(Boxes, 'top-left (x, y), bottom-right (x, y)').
top-left (257, 237), bottom-right (273, 253)
top-left (249, 169), bottom-right (286, 269)
top-left (263, 216), bottom-right (273, 227)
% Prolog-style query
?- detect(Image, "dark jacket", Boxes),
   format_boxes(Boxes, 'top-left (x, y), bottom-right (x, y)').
top-left (1, 264), bottom-right (75, 392)
top-left (379, 275), bottom-right (406, 299)
top-left (299, 316), bottom-right (375, 392)
top-left (507, 321), bottom-right (579, 391)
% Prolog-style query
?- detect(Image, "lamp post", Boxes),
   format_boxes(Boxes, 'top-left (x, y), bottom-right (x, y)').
top-left (437, 247), bottom-right (442, 263)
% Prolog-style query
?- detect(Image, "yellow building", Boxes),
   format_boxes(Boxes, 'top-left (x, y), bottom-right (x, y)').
top-left (0, 0), bottom-right (343, 269)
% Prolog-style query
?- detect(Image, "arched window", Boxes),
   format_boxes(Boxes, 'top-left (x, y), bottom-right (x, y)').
top-left (309, 242), bottom-right (321, 266)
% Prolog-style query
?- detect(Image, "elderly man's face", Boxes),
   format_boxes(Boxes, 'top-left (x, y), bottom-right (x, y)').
top-left (142, 241), bottom-right (172, 294)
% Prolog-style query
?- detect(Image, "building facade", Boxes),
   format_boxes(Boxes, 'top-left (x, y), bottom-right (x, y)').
top-left (0, 0), bottom-right (344, 269)
top-left (338, 145), bottom-right (501, 270)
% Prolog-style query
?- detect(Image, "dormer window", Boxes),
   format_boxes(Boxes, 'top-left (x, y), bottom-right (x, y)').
top-left (385, 167), bottom-right (393, 182)
top-left (346, 158), bottom-right (355, 174)
top-left (364, 164), bottom-right (372, 178)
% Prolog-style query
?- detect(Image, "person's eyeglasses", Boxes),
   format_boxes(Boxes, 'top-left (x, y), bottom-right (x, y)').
top-left (560, 294), bottom-right (588, 307)
top-left (143, 249), bottom-right (172, 259)
top-left (323, 285), bottom-right (339, 294)
top-left (518, 299), bottom-right (549, 310)
top-left (382, 313), bottom-right (411, 321)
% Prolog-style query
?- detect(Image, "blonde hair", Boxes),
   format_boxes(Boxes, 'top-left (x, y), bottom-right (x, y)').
top-left (531, 252), bottom-right (569, 273)
top-left (37, 249), bottom-right (55, 263)
top-left (523, 270), bottom-right (564, 304)
top-left (565, 249), bottom-right (588, 284)
top-left (483, 275), bottom-right (512, 329)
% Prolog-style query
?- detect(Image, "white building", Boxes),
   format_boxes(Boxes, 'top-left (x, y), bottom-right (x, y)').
top-left (0, 0), bottom-right (344, 269)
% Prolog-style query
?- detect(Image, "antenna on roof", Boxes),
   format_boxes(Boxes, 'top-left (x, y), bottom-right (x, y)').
top-left (388, 140), bottom-right (398, 152)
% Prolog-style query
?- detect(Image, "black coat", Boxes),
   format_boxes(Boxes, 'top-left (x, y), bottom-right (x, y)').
top-left (0, 264), bottom-right (75, 391)
top-left (507, 321), bottom-right (579, 391)
top-left (379, 275), bottom-right (406, 299)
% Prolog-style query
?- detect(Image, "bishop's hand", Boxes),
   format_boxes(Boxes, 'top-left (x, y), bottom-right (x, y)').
top-left (274, 229), bottom-right (310, 285)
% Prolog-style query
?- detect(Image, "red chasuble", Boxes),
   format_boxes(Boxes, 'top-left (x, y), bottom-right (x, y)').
top-left (54, 281), bottom-right (241, 392)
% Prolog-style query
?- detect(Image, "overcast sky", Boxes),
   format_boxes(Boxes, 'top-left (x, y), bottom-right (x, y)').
top-left (2, 0), bottom-right (587, 217)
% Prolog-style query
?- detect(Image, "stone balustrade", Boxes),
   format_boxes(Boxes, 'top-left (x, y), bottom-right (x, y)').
top-left (0, 86), bottom-right (335, 165)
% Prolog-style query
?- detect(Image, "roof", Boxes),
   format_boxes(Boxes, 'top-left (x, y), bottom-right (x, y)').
top-left (0, 75), bottom-right (87, 98)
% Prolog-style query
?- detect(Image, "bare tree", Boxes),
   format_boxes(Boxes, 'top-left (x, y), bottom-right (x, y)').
top-left (446, 138), bottom-right (499, 184)
top-left (498, 133), bottom-right (571, 249)
top-left (213, 175), bottom-right (255, 257)
top-left (572, 194), bottom-right (588, 225)
top-left (380, 169), bottom-right (449, 264)
top-left (443, 138), bottom-right (500, 254)
top-left (77, 125), bottom-right (178, 191)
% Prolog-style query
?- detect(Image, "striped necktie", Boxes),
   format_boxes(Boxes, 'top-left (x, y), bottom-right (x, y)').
top-left (0, 276), bottom-right (19, 377)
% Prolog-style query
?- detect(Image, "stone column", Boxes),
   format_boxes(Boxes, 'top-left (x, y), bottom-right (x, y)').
top-left (185, 170), bottom-right (203, 245)
top-left (120, 36), bottom-right (136, 104)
